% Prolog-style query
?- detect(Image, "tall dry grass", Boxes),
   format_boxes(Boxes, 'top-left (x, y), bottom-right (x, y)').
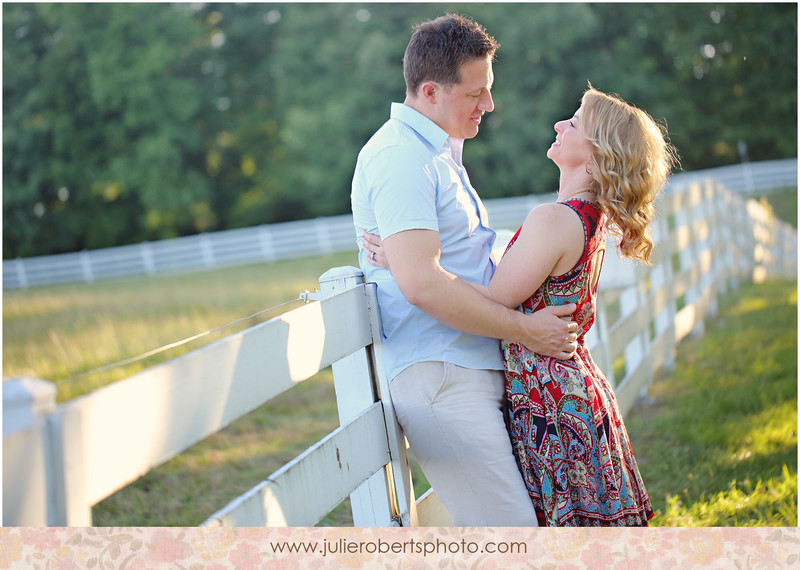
top-left (3, 251), bottom-right (359, 401)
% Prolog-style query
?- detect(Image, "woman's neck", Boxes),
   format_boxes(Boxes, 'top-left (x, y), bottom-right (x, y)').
top-left (557, 167), bottom-right (596, 203)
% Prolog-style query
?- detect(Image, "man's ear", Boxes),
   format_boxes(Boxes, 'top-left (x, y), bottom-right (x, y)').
top-left (419, 81), bottom-right (439, 104)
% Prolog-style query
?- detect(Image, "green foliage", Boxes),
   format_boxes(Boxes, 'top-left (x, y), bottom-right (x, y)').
top-left (589, 3), bottom-right (798, 169)
top-left (3, 4), bottom-right (211, 257)
top-left (3, 3), bottom-right (797, 258)
top-left (465, 3), bottom-right (602, 197)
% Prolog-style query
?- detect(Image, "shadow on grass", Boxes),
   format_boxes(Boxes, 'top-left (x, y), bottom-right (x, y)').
top-left (625, 279), bottom-right (797, 526)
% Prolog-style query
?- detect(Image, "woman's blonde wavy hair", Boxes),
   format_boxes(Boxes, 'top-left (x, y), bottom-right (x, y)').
top-left (580, 85), bottom-right (679, 263)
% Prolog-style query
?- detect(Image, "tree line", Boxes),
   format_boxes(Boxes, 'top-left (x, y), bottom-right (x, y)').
top-left (3, 3), bottom-right (796, 258)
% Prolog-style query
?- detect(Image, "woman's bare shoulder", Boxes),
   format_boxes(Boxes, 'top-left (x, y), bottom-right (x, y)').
top-left (523, 201), bottom-right (583, 230)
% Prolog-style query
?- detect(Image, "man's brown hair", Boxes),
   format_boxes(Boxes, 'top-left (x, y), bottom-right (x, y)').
top-left (403, 13), bottom-right (499, 96)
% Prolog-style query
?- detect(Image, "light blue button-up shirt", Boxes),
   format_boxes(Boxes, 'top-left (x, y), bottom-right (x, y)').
top-left (351, 102), bottom-right (504, 380)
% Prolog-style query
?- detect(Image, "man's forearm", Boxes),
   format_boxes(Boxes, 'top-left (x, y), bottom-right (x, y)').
top-left (382, 228), bottom-right (576, 358)
top-left (406, 268), bottom-right (526, 342)
top-left (405, 268), bottom-right (576, 359)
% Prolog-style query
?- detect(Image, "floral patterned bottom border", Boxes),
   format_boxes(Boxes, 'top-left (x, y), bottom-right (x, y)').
top-left (2, 527), bottom-right (799, 569)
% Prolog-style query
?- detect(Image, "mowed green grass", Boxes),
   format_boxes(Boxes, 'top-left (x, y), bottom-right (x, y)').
top-left (625, 278), bottom-right (797, 526)
top-left (3, 249), bottom-right (796, 525)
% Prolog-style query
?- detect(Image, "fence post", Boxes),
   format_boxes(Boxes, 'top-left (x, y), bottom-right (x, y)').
top-left (13, 257), bottom-right (28, 289)
top-left (3, 377), bottom-right (57, 525)
top-left (3, 376), bottom-right (56, 438)
top-left (141, 242), bottom-right (156, 275)
top-left (697, 181), bottom-right (717, 318)
top-left (634, 266), bottom-right (655, 397)
top-left (683, 184), bottom-right (706, 338)
top-left (591, 293), bottom-right (615, 386)
top-left (733, 192), bottom-right (754, 284)
top-left (779, 223), bottom-right (798, 278)
top-left (315, 219), bottom-right (334, 255)
top-left (652, 211), bottom-right (677, 371)
top-left (620, 285), bottom-right (645, 381)
top-left (361, 281), bottom-right (418, 527)
top-left (200, 234), bottom-right (215, 268)
top-left (79, 250), bottom-right (95, 283)
top-left (258, 225), bottom-right (277, 262)
top-left (318, 266), bottom-right (401, 526)
top-left (704, 182), bottom-right (727, 309)
top-left (51, 399), bottom-right (93, 526)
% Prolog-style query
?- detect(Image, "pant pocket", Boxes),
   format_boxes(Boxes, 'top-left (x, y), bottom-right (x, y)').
top-left (416, 361), bottom-right (447, 405)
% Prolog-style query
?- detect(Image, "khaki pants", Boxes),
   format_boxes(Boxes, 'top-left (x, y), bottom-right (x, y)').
top-left (390, 361), bottom-right (538, 526)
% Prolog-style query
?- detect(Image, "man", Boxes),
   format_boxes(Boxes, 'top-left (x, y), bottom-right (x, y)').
top-left (350, 14), bottom-right (578, 526)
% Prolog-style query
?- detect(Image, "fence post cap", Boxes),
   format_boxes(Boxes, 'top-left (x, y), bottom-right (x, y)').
top-left (318, 266), bottom-right (365, 298)
top-left (319, 265), bottom-right (364, 284)
top-left (3, 376), bottom-right (56, 403)
top-left (3, 376), bottom-right (57, 434)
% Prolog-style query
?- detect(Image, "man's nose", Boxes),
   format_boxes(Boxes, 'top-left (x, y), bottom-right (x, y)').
top-left (480, 91), bottom-right (494, 112)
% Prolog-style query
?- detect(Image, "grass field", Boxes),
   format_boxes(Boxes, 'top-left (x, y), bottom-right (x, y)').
top-left (625, 278), bottom-right (797, 526)
top-left (3, 187), bottom-right (796, 526)
top-left (4, 250), bottom-right (363, 525)
top-left (3, 250), bottom-right (361, 401)
top-left (4, 255), bottom-right (795, 526)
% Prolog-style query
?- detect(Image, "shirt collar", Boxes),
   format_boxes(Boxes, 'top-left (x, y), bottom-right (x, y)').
top-left (390, 102), bottom-right (449, 150)
top-left (390, 102), bottom-right (465, 165)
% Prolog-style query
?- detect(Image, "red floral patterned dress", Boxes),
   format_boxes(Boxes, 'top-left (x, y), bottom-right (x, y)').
top-left (501, 199), bottom-right (654, 526)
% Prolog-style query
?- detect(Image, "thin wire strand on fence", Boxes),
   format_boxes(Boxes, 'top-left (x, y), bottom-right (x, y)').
top-left (63, 293), bottom-right (313, 385)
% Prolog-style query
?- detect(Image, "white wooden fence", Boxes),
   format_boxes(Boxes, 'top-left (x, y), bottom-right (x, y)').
top-left (2, 159), bottom-right (796, 290)
top-left (3, 174), bottom-right (797, 527)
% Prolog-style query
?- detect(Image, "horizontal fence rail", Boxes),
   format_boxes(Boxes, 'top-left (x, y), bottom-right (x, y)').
top-left (3, 166), bottom-right (797, 527)
top-left (3, 159), bottom-right (796, 290)
top-left (4, 271), bottom-right (414, 526)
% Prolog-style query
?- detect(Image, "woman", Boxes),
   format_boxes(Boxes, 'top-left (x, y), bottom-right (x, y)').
top-left (363, 84), bottom-right (677, 526)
